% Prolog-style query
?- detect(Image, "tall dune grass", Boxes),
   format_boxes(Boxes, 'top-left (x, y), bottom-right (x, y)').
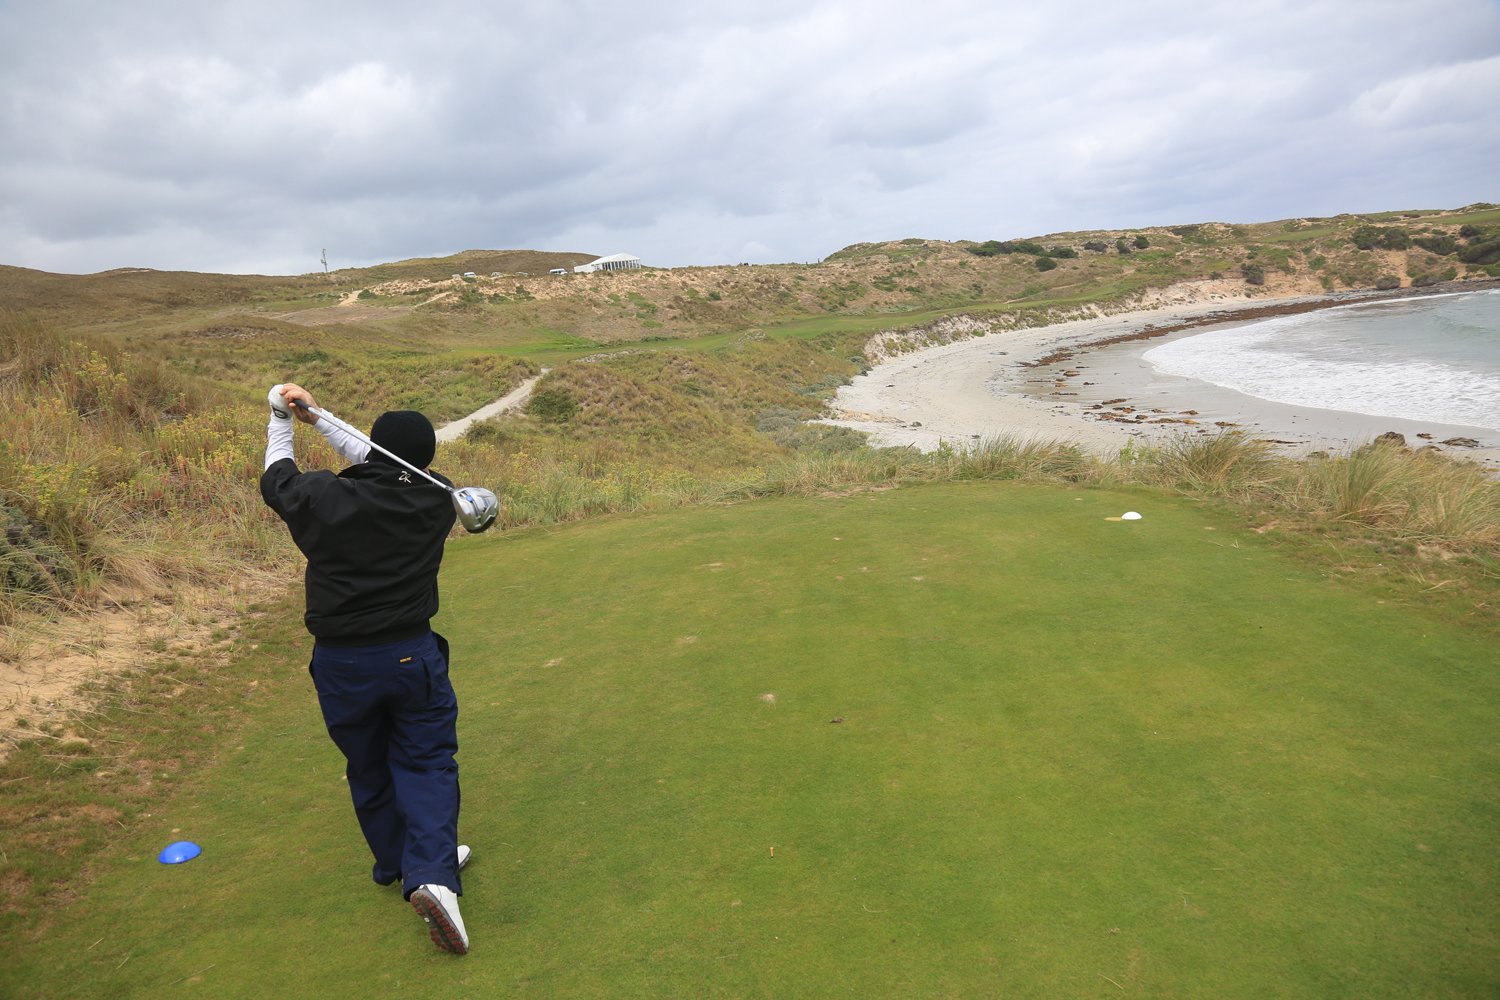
top-left (3, 310), bottom-right (1497, 629)
top-left (0, 315), bottom-right (325, 621)
top-left (439, 430), bottom-right (1499, 558)
top-left (1276, 445), bottom-right (1500, 543)
top-left (439, 431), bottom-right (1500, 557)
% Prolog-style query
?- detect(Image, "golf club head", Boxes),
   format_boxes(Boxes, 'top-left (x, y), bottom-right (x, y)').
top-left (452, 487), bottom-right (499, 534)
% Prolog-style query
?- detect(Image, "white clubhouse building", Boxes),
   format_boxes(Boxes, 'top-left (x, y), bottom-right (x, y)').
top-left (574, 253), bottom-right (642, 274)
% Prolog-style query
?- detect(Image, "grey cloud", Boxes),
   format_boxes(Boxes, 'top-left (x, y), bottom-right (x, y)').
top-left (1, 0), bottom-right (1496, 274)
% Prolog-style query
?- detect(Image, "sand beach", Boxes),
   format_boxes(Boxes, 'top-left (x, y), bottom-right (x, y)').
top-left (823, 284), bottom-right (1500, 469)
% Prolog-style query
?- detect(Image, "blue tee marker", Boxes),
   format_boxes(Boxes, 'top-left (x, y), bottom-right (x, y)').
top-left (158, 841), bottom-right (202, 864)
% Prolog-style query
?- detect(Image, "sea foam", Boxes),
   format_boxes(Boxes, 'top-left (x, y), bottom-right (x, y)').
top-left (1143, 290), bottom-right (1500, 432)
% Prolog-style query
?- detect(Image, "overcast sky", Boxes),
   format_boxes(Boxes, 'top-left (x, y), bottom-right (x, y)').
top-left (1, 0), bottom-right (1497, 275)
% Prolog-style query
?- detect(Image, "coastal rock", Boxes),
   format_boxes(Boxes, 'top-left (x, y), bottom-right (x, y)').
top-left (1375, 431), bottom-right (1406, 446)
top-left (1442, 437), bottom-right (1480, 448)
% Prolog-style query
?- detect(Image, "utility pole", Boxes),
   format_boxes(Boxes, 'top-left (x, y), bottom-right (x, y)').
top-left (321, 249), bottom-right (328, 273)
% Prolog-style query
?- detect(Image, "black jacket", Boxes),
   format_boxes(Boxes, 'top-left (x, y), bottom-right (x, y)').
top-left (260, 458), bottom-right (456, 645)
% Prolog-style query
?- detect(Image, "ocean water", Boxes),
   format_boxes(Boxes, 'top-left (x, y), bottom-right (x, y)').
top-left (1142, 290), bottom-right (1500, 432)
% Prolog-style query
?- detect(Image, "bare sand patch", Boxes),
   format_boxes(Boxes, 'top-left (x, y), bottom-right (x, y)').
top-left (0, 579), bottom-right (281, 760)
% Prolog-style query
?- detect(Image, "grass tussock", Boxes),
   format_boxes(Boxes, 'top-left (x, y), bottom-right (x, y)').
top-left (0, 314), bottom-right (323, 622)
top-left (3, 306), bottom-right (1496, 629)
top-left (437, 429), bottom-right (1500, 566)
top-left (0, 311), bottom-right (205, 426)
top-left (1290, 444), bottom-right (1500, 540)
top-left (1130, 432), bottom-right (1500, 547)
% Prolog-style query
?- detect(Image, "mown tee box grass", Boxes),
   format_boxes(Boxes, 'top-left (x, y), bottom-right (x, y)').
top-left (6, 482), bottom-right (1497, 999)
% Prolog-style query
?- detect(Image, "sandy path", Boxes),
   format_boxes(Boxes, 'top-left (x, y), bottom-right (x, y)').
top-left (821, 292), bottom-right (1500, 467)
top-left (434, 372), bottom-right (547, 442)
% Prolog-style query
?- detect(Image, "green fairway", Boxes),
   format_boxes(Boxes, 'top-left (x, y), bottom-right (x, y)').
top-left (8, 483), bottom-right (1498, 998)
top-left (499, 304), bottom-right (992, 362)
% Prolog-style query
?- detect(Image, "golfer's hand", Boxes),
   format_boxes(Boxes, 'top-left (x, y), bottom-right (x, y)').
top-left (281, 383), bottom-right (320, 425)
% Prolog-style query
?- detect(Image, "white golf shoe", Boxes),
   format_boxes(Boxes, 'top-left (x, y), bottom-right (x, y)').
top-left (411, 883), bottom-right (469, 955)
top-left (457, 844), bottom-right (471, 871)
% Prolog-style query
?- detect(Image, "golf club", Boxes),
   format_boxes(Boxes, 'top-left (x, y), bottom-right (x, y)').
top-left (269, 385), bottom-right (500, 534)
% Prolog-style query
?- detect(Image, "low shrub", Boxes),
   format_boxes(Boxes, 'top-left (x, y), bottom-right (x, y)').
top-left (1410, 267), bottom-right (1457, 287)
top-left (969, 240), bottom-right (1048, 257)
top-left (755, 407), bottom-right (801, 434)
top-left (1412, 235), bottom-right (1456, 256)
top-left (527, 388), bottom-right (579, 424)
top-left (0, 502), bottom-right (74, 597)
top-left (797, 373), bottom-right (854, 396)
top-left (967, 241), bottom-right (1010, 257)
top-left (758, 418), bottom-right (869, 455)
top-left (463, 420), bottom-right (509, 445)
top-left (1351, 225), bottom-right (1411, 251)
top-left (1458, 237), bottom-right (1500, 266)
top-left (816, 282), bottom-right (866, 310)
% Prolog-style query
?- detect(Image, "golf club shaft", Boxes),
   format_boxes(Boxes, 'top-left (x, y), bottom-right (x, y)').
top-left (291, 401), bottom-right (452, 493)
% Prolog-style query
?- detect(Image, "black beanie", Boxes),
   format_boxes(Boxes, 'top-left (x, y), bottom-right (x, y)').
top-left (369, 410), bottom-right (436, 470)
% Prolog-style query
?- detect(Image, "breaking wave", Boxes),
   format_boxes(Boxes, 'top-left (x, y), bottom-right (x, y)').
top-left (1143, 290), bottom-right (1500, 432)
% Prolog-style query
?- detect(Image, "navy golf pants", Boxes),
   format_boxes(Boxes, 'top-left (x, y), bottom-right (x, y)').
top-left (310, 631), bottom-right (462, 899)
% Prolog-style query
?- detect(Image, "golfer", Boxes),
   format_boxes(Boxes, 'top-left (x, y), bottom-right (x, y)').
top-left (260, 382), bottom-right (472, 955)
